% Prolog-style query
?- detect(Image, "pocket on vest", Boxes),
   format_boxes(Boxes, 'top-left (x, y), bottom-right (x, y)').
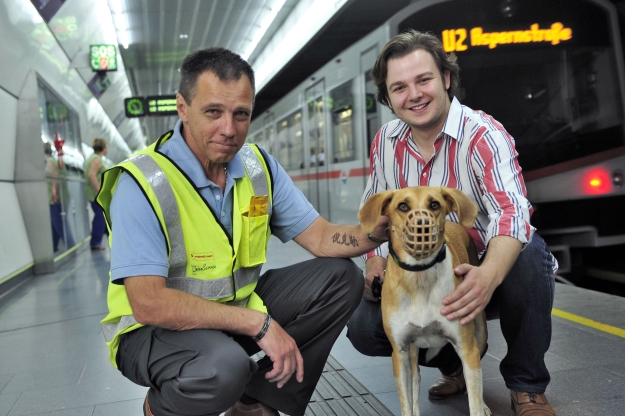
top-left (239, 214), bottom-right (268, 267)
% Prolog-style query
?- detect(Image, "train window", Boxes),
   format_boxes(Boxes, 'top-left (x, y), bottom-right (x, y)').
top-left (330, 80), bottom-right (356, 163)
top-left (364, 70), bottom-right (379, 158)
top-left (277, 110), bottom-right (304, 170)
top-left (264, 124), bottom-right (275, 156)
top-left (308, 98), bottom-right (325, 167)
top-left (249, 131), bottom-right (264, 150)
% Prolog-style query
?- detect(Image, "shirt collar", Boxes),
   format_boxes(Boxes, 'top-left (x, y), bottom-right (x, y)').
top-left (441, 97), bottom-right (463, 141)
top-left (386, 97), bottom-right (463, 142)
top-left (159, 120), bottom-right (245, 188)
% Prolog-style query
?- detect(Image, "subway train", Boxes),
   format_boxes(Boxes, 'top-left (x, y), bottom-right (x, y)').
top-left (248, 0), bottom-right (625, 277)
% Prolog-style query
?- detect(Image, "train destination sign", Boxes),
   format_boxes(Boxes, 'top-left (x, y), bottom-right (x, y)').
top-left (442, 22), bottom-right (572, 52)
top-left (90, 44), bottom-right (118, 71)
top-left (146, 95), bottom-right (178, 116)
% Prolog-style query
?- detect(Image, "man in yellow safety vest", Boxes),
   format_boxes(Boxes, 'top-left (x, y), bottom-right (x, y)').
top-left (97, 47), bottom-right (388, 416)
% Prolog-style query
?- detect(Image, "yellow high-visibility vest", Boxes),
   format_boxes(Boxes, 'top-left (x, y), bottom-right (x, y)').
top-left (97, 131), bottom-right (273, 367)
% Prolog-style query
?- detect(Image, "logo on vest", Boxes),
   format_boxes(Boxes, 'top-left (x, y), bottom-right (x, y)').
top-left (190, 252), bottom-right (216, 275)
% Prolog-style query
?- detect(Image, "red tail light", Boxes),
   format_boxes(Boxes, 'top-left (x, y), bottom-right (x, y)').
top-left (583, 168), bottom-right (611, 195)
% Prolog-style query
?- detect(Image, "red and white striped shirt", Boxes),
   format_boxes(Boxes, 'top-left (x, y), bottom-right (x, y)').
top-left (362, 98), bottom-right (535, 260)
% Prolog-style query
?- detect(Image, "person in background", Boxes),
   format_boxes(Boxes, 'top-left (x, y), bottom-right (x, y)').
top-left (347, 30), bottom-right (557, 416)
top-left (45, 141), bottom-right (74, 252)
top-left (85, 138), bottom-right (109, 250)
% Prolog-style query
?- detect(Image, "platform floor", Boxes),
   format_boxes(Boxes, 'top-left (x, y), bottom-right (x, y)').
top-left (0, 236), bottom-right (624, 415)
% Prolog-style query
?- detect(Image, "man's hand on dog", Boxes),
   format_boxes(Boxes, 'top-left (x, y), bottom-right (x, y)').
top-left (257, 320), bottom-right (304, 388)
top-left (441, 236), bottom-right (522, 325)
top-left (441, 263), bottom-right (500, 325)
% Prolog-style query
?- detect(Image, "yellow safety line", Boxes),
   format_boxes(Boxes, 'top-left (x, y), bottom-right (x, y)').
top-left (552, 308), bottom-right (625, 339)
top-left (0, 262), bottom-right (35, 286)
top-left (54, 237), bottom-right (90, 262)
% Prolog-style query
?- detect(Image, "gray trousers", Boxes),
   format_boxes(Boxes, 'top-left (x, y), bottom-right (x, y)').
top-left (116, 258), bottom-right (364, 416)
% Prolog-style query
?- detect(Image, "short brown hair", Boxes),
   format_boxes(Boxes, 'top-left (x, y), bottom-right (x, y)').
top-left (92, 138), bottom-right (107, 152)
top-left (178, 47), bottom-right (255, 106)
top-left (371, 29), bottom-right (460, 107)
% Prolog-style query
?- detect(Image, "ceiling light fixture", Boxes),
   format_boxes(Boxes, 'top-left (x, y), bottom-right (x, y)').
top-left (241, 0), bottom-right (287, 60)
top-left (108, 0), bottom-right (131, 49)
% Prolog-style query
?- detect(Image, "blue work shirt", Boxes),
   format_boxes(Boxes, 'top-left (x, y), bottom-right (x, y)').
top-left (110, 120), bottom-right (319, 282)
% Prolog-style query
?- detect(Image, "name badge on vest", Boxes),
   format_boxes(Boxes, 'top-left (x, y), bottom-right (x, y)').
top-left (190, 252), bottom-right (217, 274)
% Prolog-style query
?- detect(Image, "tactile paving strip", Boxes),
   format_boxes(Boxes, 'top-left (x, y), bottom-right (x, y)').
top-left (301, 355), bottom-right (395, 416)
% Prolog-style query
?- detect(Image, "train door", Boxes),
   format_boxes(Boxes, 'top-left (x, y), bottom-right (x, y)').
top-left (305, 81), bottom-right (330, 220)
top-left (263, 114), bottom-right (275, 156)
top-left (361, 46), bottom-right (381, 167)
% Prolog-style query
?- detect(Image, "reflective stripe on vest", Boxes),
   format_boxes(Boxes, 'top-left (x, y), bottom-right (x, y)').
top-left (240, 145), bottom-right (272, 216)
top-left (130, 153), bottom-right (187, 277)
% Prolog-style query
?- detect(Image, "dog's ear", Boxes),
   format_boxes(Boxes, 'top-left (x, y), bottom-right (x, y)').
top-left (440, 187), bottom-right (478, 228)
top-left (358, 190), bottom-right (394, 233)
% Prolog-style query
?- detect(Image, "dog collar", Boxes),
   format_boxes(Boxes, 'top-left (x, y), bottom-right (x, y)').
top-left (388, 244), bottom-right (447, 272)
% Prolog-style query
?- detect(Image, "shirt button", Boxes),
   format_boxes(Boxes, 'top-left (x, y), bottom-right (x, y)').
top-left (215, 195), bottom-right (221, 201)
top-left (221, 211), bottom-right (225, 217)
top-left (422, 173), bottom-right (427, 177)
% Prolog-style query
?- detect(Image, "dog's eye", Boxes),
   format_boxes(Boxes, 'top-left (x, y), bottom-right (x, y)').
top-left (430, 201), bottom-right (441, 210)
top-left (398, 202), bottom-right (409, 212)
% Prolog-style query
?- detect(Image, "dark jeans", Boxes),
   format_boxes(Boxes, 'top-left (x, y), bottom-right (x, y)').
top-left (89, 201), bottom-right (106, 246)
top-left (50, 203), bottom-right (75, 251)
top-left (116, 258), bottom-right (364, 416)
top-left (347, 233), bottom-right (556, 393)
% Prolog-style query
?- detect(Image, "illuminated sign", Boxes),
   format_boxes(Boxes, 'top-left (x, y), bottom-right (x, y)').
top-left (90, 44), bottom-right (118, 71)
top-left (46, 103), bottom-right (67, 121)
top-left (442, 22), bottom-right (572, 52)
top-left (123, 95), bottom-right (179, 118)
top-left (146, 95), bottom-right (178, 116)
top-left (124, 97), bottom-right (146, 118)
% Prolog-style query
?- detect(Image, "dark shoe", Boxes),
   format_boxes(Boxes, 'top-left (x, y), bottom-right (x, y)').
top-left (510, 391), bottom-right (556, 415)
top-left (224, 401), bottom-right (279, 416)
top-left (143, 391), bottom-right (154, 416)
top-left (428, 369), bottom-right (466, 400)
top-left (91, 244), bottom-right (106, 250)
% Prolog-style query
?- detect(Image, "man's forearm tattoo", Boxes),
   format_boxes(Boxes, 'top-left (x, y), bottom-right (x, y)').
top-left (331, 232), bottom-right (359, 247)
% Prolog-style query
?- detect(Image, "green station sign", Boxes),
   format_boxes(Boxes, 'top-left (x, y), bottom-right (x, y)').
top-left (124, 97), bottom-right (146, 118)
top-left (90, 44), bottom-right (118, 71)
top-left (124, 95), bottom-right (179, 118)
top-left (146, 95), bottom-right (178, 116)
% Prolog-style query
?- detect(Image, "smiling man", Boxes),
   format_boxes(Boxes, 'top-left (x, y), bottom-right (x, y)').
top-left (347, 30), bottom-right (558, 416)
top-left (96, 47), bottom-right (388, 416)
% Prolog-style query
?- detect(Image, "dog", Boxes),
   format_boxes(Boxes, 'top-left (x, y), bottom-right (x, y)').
top-left (359, 186), bottom-right (490, 416)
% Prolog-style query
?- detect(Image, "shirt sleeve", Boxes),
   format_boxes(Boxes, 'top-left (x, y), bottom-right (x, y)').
top-left (471, 129), bottom-right (535, 248)
top-left (109, 172), bottom-right (169, 283)
top-left (360, 128), bottom-right (390, 263)
top-left (259, 148), bottom-right (320, 242)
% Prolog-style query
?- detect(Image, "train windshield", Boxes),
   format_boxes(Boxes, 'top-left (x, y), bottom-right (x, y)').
top-left (398, 0), bottom-right (625, 172)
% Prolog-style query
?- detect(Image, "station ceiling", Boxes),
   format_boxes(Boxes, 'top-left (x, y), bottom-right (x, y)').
top-left (114, 0), bottom-right (413, 143)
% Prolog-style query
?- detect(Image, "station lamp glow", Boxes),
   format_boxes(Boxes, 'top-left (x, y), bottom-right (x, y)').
top-left (242, 0), bottom-right (287, 60)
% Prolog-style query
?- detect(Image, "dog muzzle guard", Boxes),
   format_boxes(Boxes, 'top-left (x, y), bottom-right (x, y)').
top-left (392, 209), bottom-right (443, 260)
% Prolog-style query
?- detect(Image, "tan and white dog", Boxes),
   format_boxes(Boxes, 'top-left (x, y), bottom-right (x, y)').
top-left (359, 186), bottom-right (490, 416)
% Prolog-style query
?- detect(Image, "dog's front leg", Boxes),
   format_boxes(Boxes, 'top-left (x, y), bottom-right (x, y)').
top-left (392, 345), bottom-right (415, 416)
top-left (456, 337), bottom-right (491, 416)
top-left (410, 344), bottom-right (421, 416)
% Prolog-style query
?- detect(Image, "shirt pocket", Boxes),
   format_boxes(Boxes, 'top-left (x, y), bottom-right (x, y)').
top-left (239, 214), bottom-right (269, 267)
